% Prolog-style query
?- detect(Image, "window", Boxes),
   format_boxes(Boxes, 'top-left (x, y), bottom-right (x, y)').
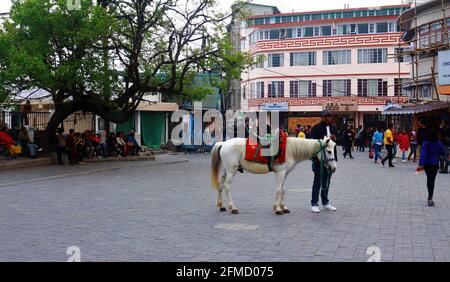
top-left (268, 81), bottom-right (285, 98)
top-left (388, 22), bottom-right (396, 32)
top-left (332, 27), bottom-right (337, 35)
top-left (376, 22), bottom-right (388, 33)
top-left (255, 18), bottom-right (264, 25)
top-left (323, 50), bottom-right (351, 65)
top-left (369, 23), bottom-right (375, 33)
top-left (358, 23), bottom-right (369, 34)
top-left (290, 81), bottom-right (316, 97)
top-left (304, 27), bottom-right (314, 37)
top-left (268, 53), bottom-right (284, 67)
top-left (270, 29), bottom-right (280, 39)
top-left (297, 28), bottom-right (302, 38)
top-left (286, 28), bottom-right (293, 38)
top-left (358, 48), bottom-right (387, 64)
top-left (357, 79), bottom-right (387, 96)
top-left (323, 80), bottom-right (351, 97)
top-left (256, 82), bottom-right (265, 98)
top-left (312, 13), bottom-right (322, 20)
top-left (343, 11), bottom-right (353, 18)
top-left (282, 16), bottom-right (292, 23)
top-left (280, 29), bottom-right (286, 39)
top-left (394, 78), bottom-right (409, 96)
top-left (254, 54), bottom-right (265, 68)
top-left (242, 85), bottom-right (247, 99)
top-left (350, 24), bottom-right (357, 34)
top-left (321, 26), bottom-right (332, 36)
top-left (419, 85), bottom-right (432, 99)
top-left (314, 27), bottom-right (320, 37)
top-left (290, 52), bottom-right (316, 66)
top-left (338, 24), bottom-right (348, 35)
top-left (394, 48), bottom-right (411, 63)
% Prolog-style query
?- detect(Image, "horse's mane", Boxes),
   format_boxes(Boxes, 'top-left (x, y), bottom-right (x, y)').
top-left (286, 137), bottom-right (320, 162)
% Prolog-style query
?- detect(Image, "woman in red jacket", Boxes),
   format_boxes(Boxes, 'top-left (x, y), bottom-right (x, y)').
top-left (398, 130), bottom-right (410, 163)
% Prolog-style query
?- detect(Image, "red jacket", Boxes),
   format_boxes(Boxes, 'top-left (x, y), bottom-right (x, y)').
top-left (398, 133), bottom-right (410, 151)
top-left (0, 131), bottom-right (16, 146)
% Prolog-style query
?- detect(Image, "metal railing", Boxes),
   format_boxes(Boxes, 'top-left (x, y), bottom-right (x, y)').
top-left (0, 111), bottom-right (51, 130)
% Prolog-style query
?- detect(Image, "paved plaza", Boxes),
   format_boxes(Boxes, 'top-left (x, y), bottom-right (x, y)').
top-left (0, 150), bottom-right (450, 262)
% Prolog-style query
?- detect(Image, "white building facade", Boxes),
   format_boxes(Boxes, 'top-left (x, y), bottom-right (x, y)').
top-left (240, 4), bottom-right (412, 132)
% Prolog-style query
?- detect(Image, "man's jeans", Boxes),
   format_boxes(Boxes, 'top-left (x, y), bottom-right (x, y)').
top-left (27, 144), bottom-right (38, 157)
top-left (311, 161), bottom-right (331, 206)
top-left (374, 144), bottom-right (382, 162)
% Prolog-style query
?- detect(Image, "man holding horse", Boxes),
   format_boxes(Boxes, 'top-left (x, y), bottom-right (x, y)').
top-left (310, 110), bottom-right (338, 213)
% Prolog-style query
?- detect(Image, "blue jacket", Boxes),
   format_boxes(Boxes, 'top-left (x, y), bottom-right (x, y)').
top-left (372, 131), bottom-right (384, 145)
top-left (419, 141), bottom-right (445, 166)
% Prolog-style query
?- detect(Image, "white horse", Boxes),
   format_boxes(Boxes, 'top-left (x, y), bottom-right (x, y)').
top-left (211, 137), bottom-right (337, 215)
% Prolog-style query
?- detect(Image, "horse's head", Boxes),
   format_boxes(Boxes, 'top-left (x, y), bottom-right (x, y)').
top-left (322, 137), bottom-right (337, 173)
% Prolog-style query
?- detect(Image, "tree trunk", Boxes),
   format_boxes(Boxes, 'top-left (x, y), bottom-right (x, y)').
top-left (42, 104), bottom-right (76, 150)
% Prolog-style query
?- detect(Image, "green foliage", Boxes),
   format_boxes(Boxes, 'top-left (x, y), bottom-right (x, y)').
top-left (0, 0), bottom-right (117, 102)
top-left (0, 0), bottom-right (251, 116)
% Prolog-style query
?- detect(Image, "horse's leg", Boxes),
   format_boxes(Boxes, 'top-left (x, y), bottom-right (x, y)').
top-left (217, 172), bottom-right (227, 212)
top-left (223, 170), bottom-right (239, 214)
top-left (280, 176), bottom-right (290, 214)
top-left (273, 170), bottom-right (287, 215)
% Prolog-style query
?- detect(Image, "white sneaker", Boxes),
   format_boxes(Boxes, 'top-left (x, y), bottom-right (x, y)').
top-left (323, 204), bottom-right (337, 211)
top-left (402, 160), bottom-right (406, 163)
top-left (311, 206), bottom-right (320, 213)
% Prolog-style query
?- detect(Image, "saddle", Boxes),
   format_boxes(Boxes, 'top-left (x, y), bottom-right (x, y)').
top-left (244, 131), bottom-right (287, 165)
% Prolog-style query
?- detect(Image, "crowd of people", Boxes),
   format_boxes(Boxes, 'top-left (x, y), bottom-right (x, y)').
top-left (55, 129), bottom-right (141, 165)
top-left (0, 126), bottom-right (41, 159)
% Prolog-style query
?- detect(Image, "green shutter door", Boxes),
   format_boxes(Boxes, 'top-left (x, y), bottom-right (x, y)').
top-left (140, 112), bottom-right (166, 148)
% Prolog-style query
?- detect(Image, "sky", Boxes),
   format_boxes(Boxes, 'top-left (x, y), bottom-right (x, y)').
top-left (1, 0), bottom-right (411, 14)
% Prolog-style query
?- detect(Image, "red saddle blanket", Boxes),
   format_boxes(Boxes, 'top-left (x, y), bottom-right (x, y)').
top-left (244, 134), bottom-right (287, 164)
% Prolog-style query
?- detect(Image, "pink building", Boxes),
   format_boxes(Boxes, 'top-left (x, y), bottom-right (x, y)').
top-left (239, 4), bottom-right (412, 132)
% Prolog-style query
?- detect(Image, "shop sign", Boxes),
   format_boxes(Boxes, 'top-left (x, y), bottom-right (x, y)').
top-left (438, 50), bottom-right (450, 86)
top-left (261, 102), bottom-right (289, 111)
top-left (323, 102), bottom-right (357, 112)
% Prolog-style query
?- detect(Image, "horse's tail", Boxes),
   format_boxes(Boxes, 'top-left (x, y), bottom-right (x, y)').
top-left (211, 142), bottom-right (223, 190)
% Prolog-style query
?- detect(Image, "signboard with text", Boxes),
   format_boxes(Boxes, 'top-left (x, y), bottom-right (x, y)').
top-left (261, 102), bottom-right (289, 111)
top-left (438, 50), bottom-right (450, 86)
top-left (323, 102), bottom-right (358, 112)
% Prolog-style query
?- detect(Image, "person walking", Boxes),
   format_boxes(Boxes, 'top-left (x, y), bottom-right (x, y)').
top-left (343, 125), bottom-right (354, 159)
top-left (398, 130), bottom-right (410, 163)
top-left (408, 128), bottom-right (418, 162)
top-left (357, 126), bottom-right (367, 152)
top-left (372, 127), bottom-right (384, 164)
top-left (418, 129), bottom-right (445, 206)
top-left (309, 110), bottom-right (338, 213)
top-left (55, 128), bottom-right (66, 165)
top-left (381, 124), bottom-right (395, 167)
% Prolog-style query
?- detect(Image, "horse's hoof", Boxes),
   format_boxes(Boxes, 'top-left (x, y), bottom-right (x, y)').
top-left (219, 207), bottom-right (227, 212)
top-left (230, 209), bottom-right (239, 214)
top-left (275, 210), bottom-right (284, 215)
top-left (283, 209), bottom-right (290, 214)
